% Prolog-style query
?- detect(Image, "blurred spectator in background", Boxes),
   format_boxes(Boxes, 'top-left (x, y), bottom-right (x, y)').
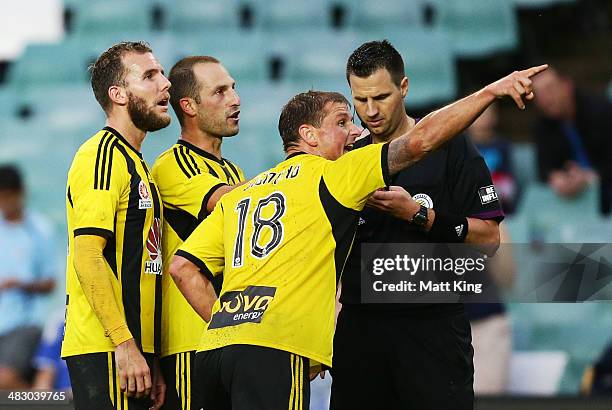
top-left (0, 164), bottom-right (56, 388)
top-left (466, 104), bottom-right (519, 214)
top-left (532, 67), bottom-right (612, 214)
top-left (31, 309), bottom-right (70, 393)
top-left (466, 223), bottom-right (516, 395)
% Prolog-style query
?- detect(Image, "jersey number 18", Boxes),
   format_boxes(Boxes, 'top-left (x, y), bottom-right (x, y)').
top-left (233, 192), bottom-right (286, 267)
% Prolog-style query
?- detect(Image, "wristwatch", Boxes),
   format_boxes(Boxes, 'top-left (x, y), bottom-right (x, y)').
top-left (409, 205), bottom-right (428, 228)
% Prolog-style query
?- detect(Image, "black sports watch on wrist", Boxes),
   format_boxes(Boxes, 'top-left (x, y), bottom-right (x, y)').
top-left (409, 205), bottom-right (428, 228)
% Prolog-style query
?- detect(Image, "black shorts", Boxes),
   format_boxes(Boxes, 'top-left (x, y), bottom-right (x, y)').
top-left (159, 351), bottom-right (196, 410)
top-left (194, 344), bottom-right (310, 410)
top-left (65, 351), bottom-right (155, 410)
top-left (330, 307), bottom-right (474, 410)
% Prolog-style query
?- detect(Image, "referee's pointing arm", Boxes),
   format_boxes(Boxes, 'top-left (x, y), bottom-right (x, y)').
top-left (386, 65), bottom-right (548, 175)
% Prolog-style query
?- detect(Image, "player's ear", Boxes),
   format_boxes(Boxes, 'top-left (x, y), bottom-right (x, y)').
top-left (179, 97), bottom-right (197, 118)
top-left (108, 85), bottom-right (127, 106)
top-left (400, 76), bottom-right (408, 99)
top-left (298, 124), bottom-right (318, 147)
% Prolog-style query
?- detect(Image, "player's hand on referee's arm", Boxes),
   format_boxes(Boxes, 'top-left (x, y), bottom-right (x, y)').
top-left (367, 186), bottom-right (420, 222)
top-left (484, 64), bottom-right (548, 110)
top-left (115, 338), bottom-right (152, 399)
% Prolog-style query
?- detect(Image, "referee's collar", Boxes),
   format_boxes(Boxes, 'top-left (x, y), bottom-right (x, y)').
top-left (103, 126), bottom-right (143, 158)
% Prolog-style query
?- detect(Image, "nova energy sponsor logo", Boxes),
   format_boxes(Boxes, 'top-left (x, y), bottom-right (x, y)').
top-left (208, 286), bottom-right (276, 329)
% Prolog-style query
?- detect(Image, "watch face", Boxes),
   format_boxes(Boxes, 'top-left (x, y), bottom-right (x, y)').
top-left (412, 205), bottom-right (428, 227)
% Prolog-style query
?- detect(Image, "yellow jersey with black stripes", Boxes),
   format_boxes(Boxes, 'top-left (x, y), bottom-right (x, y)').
top-left (177, 143), bottom-right (390, 367)
top-left (151, 140), bottom-right (245, 357)
top-left (62, 126), bottom-right (163, 357)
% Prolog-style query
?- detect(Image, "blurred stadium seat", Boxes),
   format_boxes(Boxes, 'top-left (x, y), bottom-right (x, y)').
top-left (434, 0), bottom-right (519, 57)
top-left (171, 30), bottom-right (270, 82)
top-left (516, 183), bottom-right (600, 236)
top-left (0, 86), bottom-right (18, 119)
top-left (18, 85), bottom-right (104, 132)
top-left (346, 0), bottom-right (426, 31)
top-left (71, 0), bottom-right (153, 35)
top-left (7, 41), bottom-right (91, 87)
top-left (282, 28), bottom-right (361, 84)
top-left (259, 0), bottom-right (332, 31)
top-left (165, 0), bottom-right (242, 33)
top-left (512, 142), bottom-right (538, 188)
top-left (382, 28), bottom-right (457, 108)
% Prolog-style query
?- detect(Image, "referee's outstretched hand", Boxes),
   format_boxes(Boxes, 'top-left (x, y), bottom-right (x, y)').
top-left (484, 64), bottom-right (548, 110)
top-left (116, 338), bottom-right (152, 399)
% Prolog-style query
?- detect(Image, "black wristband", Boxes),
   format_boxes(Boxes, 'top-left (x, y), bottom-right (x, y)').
top-left (428, 210), bottom-right (468, 243)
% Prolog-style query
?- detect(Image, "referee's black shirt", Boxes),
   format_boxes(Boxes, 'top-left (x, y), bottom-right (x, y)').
top-left (340, 133), bottom-right (505, 315)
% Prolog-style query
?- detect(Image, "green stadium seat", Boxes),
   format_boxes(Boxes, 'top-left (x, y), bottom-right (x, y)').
top-left (18, 85), bottom-right (104, 133)
top-left (380, 28), bottom-right (457, 108)
top-left (0, 86), bottom-right (18, 119)
top-left (259, 0), bottom-right (332, 30)
top-left (515, 183), bottom-right (600, 241)
top-left (165, 0), bottom-right (241, 33)
top-left (171, 30), bottom-right (270, 82)
top-left (72, 0), bottom-right (153, 35)
top-left (346, 0), bottom-right (426, 31)
top-left (281, 29), bottom-right (361, 84)
top-left (7, 42), bottom-right (91, 87)
top-left (512, 142), bottom-right (537, 188)
top-left (434, 0), bottom-right (519, 57)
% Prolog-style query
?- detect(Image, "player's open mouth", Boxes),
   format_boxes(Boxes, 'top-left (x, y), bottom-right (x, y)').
top-left (157, 98), bottom-right (169, 107)
top-left (228, 110), bottom-right (240, 120)
top-left (344, 143), bottom-right (354, 152)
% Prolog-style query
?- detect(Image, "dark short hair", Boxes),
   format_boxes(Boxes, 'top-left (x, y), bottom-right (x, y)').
top-left (346, 40), bottom-right (405, 87)
top-left (168, 56), bottom-right (220, 126)
top-left (0, 164), bottom-right (23, 192)
top-left (278, 91), bottom-right (350, 152)
top-left (90, 41), bottom-right (153, 113)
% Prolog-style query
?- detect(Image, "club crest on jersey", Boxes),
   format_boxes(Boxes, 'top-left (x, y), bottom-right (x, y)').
top-left (413, 193), bottom-right (433, 209)
top-left (208, 286), bottom-right (276, 329)
top-left (144, 218), bottom-right (162, 275)
top-left (138, 180), bottom-right (152, 209)
top-left (478, 185), bottom-right (498, 204)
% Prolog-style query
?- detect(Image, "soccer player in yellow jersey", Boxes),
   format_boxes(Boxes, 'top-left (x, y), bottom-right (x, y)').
top-left (152, 56), bottom-right (245, 410)
top-left (62, 41), bottom-right (171, 410)
top-left (170, 65), bottom-right (548, 410)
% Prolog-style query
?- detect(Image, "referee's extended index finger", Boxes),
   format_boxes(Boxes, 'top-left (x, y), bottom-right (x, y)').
top-left (522, 64), bottom-right (549, 78)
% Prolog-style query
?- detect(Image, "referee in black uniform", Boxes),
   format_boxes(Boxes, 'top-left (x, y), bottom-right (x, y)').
top-left (330, 40), bottom-right (505, 410)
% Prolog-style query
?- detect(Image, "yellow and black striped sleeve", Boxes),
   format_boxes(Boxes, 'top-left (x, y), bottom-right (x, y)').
top-left (321, 142), bottom-right (390, 211)
top-left (69, 134), bottom-right (127, 239)
top-left (153, 147), bottom-right (228, 220)
top-left (175, 199), bottom-right (226, 278)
